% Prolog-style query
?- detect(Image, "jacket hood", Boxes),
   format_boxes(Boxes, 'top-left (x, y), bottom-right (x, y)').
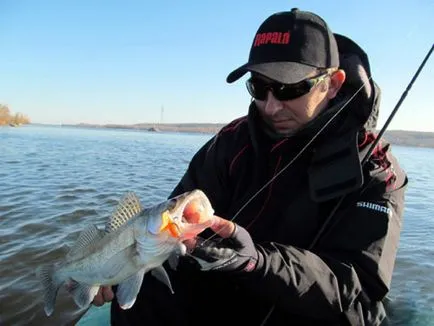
top-left (333, 33), bottom-right (381, 131)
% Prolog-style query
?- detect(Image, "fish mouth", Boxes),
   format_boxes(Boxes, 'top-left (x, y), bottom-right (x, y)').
top-left (166, 190), bottom-right (214, 239)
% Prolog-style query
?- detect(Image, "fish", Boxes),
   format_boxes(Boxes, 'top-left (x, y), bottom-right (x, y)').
top-left (37, 189), bottom-right (215, 316)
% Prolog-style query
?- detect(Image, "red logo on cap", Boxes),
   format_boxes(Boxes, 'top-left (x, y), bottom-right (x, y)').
top-left (253, 31), bottom-right (290, 47)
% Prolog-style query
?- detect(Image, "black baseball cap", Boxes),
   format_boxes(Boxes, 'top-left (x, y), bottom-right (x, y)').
top-left (226, 8), bottom-right (339, 84)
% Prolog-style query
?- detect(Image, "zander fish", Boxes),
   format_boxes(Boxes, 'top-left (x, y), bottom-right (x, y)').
top-left (37, 189), bottom-right (215, 316)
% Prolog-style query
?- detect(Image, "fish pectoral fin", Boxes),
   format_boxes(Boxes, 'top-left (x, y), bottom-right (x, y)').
top-left (167, 253), bottom-right (180, 271)
top-left (69, 281), bottom-right (100, 309)
top-left (151, 266), bottom-right (174, 294)
top-left (116, 268), bottom-right (146, 310)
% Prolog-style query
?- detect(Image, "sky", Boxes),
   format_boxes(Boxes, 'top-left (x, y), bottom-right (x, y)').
top-left (1, 1), bottom-right (433, 131)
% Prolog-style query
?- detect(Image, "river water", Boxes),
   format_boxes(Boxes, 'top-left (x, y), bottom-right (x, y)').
top-left (1, 125), bottom-right (433, 325)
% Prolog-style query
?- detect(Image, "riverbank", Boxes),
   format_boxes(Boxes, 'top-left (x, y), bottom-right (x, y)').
top-left (61, 122), bottom-right (224, 134)
top-left (58, 123), bottom-right (434, 148)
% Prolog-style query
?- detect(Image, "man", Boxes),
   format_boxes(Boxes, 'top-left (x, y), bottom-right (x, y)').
top-left (106, 8), bottom-right (407, 325)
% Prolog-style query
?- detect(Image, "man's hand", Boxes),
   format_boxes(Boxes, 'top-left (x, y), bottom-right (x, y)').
top-left (92, 286), bottom-right (114, 306)
top-left (188, 216), bottom-right (259, 273)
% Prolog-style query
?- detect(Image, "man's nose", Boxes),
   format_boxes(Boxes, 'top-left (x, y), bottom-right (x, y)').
top-left (263, 91), bottom-right (283, 115)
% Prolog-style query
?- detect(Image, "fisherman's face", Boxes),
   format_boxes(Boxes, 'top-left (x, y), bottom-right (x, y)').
top-left (251, 69), bottom-right (345, 135)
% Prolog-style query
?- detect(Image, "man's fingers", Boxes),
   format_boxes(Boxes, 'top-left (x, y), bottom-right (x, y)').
top-left (183, 238), bottom-right (198, 251)
top-left (102, 286), bottom-right (114, 302)
top-left (210, 216), bottom-right (235, 238)
top-left (92, 288), bottom-right (105, 306)
top-left (92, 286), bottom-right (113, 306)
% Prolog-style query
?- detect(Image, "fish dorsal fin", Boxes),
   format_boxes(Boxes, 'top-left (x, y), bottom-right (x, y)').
top-left (105, 192), bottom-right (143, 233)
top-left (66, 224), bottom-right (105, 261)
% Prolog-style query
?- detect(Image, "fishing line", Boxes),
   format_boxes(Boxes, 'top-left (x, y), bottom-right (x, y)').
top-left (228, 79), bottom-right (370, 223)
top-left (202, 78), bottom-right (372, 243)
top-left (205, 42), bottom-right (433, 243)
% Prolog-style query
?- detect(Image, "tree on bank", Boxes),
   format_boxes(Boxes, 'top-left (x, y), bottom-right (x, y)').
top-left (0, 104), bottom-right (30, 125)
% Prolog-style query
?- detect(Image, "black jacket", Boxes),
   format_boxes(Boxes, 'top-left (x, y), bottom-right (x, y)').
top-left (111, 35), bottom-right (408, 326)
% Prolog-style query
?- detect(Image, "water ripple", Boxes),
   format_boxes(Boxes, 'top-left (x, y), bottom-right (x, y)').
top-left (1, 127), bottom-right (433, 325)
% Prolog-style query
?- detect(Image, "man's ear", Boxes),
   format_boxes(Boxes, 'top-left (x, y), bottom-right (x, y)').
top-left (327, 69), bottom-right (346, 99)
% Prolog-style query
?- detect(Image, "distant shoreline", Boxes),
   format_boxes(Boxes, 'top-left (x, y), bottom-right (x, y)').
top-left (39, 123), bottom-right (434, 148)
top-left (61, 122), bottom-right (225, 134)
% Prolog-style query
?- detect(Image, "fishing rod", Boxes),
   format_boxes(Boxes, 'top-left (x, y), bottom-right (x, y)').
top-left (309, 43), bottom-right (434, 249)
top-left (361, 43), bottom-right (434, 166)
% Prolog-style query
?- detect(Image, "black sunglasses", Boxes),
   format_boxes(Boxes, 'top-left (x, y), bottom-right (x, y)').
top-left (246, 73), bottom-right (330, 101)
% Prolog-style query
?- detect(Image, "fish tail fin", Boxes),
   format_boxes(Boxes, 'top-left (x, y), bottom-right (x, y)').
top-left (37, 265), bottom-right (62, 316)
